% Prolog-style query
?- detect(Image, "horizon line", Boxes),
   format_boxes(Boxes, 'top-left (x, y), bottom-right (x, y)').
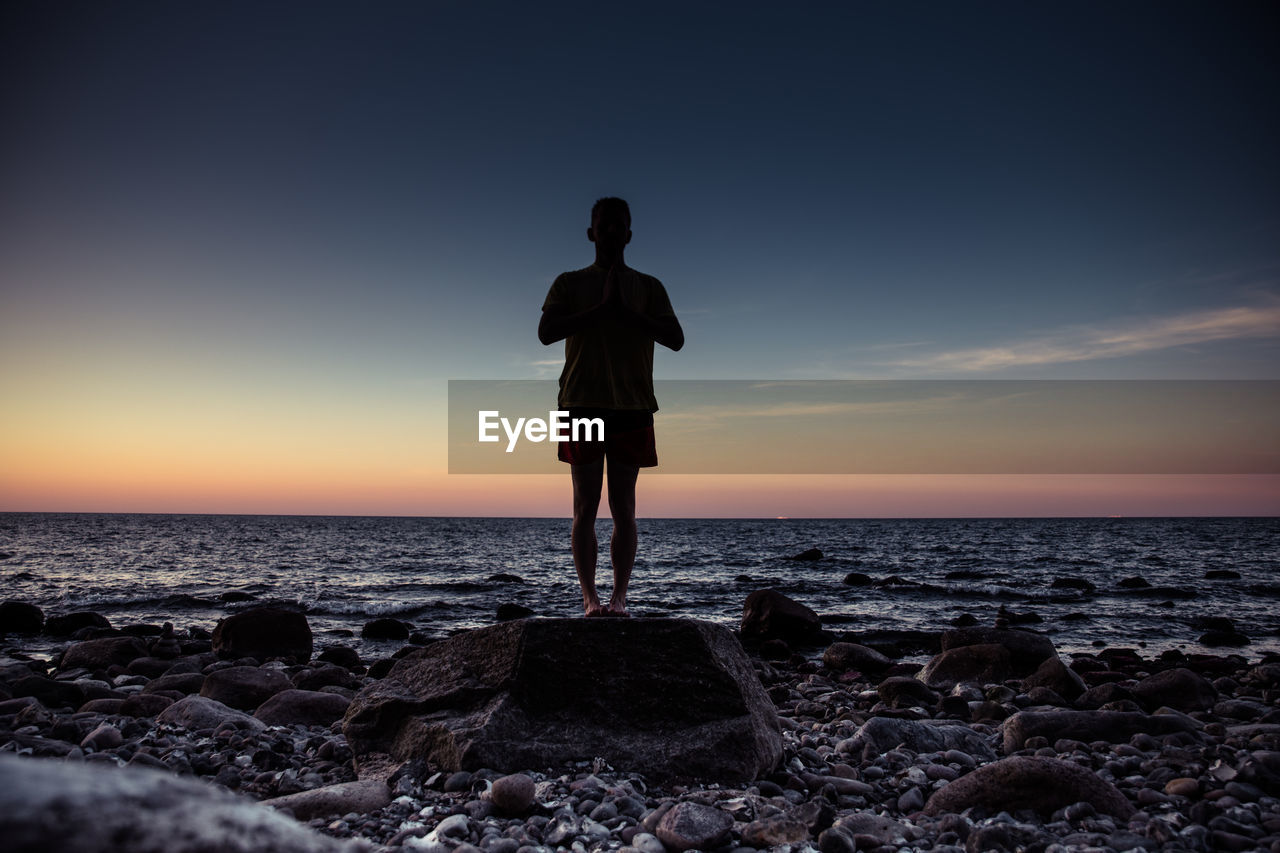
top-left (1, 510), bottom-right (1276, 521)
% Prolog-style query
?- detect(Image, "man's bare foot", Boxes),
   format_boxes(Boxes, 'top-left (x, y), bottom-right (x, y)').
top-left (584, 602), bottom-right (609, 617)
top-left (605, 601), bottom-right (630, 618)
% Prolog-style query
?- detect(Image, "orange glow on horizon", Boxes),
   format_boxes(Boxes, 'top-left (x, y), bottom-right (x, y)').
top-left (4, 468), bottom-right (1277, 517)
top-left (3, 366), bottom-right (1277, 517)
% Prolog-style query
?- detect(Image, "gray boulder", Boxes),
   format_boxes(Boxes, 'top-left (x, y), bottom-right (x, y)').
top-left (1076, 681), bottom-right (1135, 710)
top-left (940, 626), bottom-right (1056, 674)
top-left (316, 645), bottom-right (363, 671)
top-left (141, 672), bottom-right (205, 696)
top-left (0, 753), bottom-right (364, 852)
top-left (1021, 655), bottom-right (1087, 701)
top-left (1001, 710), bottom-right (1200, 754)
top-left (876, 676), bottom-right (940, 710)
top-left (200, 666), bottom-right (293, 710)
top-left (9, 675), bottom-right (85, 709)
top-left (156, 695), bottom-right (266, 732)
top-left (741, 589), bottom-right (823, 645)
top-left (836, 717), bottom-right (996, 763)
top-left (255, 689), bottom-right (350, 727)
top-left (360, 618), bottom-right (410, 640)
top-left (43, 611), bottom-right (111, 636)
top-left (292, 664), bottom-right (363, 692)
top-left (0, 601), bottom-right (44, 634)
top-left (343, 618), bottom-right (781, 782)
top-left (656, 802), bottom-right (735, 852)
top-left (60, 636), bottom-right (149, 672)
top-left (212, 606), bottom-right (312, 663)
top-left (923, 755), bottom-right (1135, 819)
top-left (823, 642), bottom-right (892, 675)
top-left (917, 643), bottom-right (1011, 689)
top-left (1131, 667), bottom-right (1218, 712)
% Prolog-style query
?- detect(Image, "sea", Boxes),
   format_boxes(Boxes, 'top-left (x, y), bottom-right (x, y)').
top-left (2, 514), bottom-right (1278, 662)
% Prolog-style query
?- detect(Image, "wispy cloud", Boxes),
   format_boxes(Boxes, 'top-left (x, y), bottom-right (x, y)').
top-left (527, 358), bottom-right (563, 379)
top-left (660, 394), bottom-right (973, 434)
top-left (884, 303), bottom-right (1280, 372)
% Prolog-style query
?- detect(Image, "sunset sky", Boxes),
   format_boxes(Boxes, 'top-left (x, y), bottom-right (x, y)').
top-left (2, 2), bottom-right (1277, 517)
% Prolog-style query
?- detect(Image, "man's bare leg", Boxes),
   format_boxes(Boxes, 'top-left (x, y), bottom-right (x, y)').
top-left (606, 460), bottom-right (639, 615)
top-left (571, 459), bottom-right (606, 616)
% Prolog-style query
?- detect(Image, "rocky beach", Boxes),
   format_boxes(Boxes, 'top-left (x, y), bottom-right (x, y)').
top-left (3, 589), bottom-right (1280, 853)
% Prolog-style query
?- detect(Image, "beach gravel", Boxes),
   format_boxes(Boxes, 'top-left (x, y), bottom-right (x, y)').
top-left (2, 612), bottom-right (1280, 852)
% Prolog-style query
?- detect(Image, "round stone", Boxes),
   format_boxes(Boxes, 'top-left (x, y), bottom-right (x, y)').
top-left (1165, 777), bottom-right (1199, 797)
top-left (489, 773), bottom-right (536, 814)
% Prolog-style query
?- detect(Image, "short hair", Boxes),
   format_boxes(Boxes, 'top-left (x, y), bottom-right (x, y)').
top-left (591, 196), bottom-right (630, 225)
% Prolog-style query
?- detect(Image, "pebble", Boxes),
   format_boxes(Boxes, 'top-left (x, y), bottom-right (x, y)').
top-left (630, 832), bottom-right (665, 853)
top-left (443, 771), bottom-right (473, 793)
top-left (80, 723), bottom-right (122, 751)
top-left (896, 786), bottom-right (925, 813)
top-left (1165, 777), bottom-right (1200, 797)
top-left (434, 813), bottom-right (471, 839)
top-left (490, 773), bottom-right (536, 814)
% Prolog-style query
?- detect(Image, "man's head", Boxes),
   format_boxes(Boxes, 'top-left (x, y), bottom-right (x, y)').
top-left (591, 196), bottom-right (630, 226)
top-left (588, 197), bottom-right (631, 257)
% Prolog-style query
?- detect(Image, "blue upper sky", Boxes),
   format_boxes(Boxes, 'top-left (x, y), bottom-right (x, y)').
top-left (3, 1), bottom-right (1278, 390)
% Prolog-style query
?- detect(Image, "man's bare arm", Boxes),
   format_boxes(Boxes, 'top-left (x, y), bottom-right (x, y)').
top-left (603, 266), bottom-right (685, 350)
top-left (538, 302), bottom-right (608, 345)
top-left (615, 306), bottom-right (685, 351)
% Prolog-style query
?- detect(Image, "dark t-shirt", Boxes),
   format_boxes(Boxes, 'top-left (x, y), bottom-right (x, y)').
top-left (542, 264), bottom-right (675, 411)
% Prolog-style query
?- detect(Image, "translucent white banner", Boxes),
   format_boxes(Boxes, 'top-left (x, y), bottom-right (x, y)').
top-left (447, 380), bottom-right (1280, 474)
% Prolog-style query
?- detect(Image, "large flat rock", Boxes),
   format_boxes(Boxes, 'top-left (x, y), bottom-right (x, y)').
top-left (343, 618), bottom-right (782, 782)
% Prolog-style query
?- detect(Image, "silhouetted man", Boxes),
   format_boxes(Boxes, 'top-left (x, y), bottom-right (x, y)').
top-left (538, 197), bottom-right (684, 616)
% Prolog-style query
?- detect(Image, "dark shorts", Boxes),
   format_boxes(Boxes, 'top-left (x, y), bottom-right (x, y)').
top-left (556, 407), bottom-right (658, 468)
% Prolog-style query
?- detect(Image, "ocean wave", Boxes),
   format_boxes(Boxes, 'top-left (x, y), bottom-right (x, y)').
top-left (870, 576), bottom-right (947, 594)
top-left (35, 591), bottom-right (229, 612)
top-left (941, 583), bottom-right (1028, 600)
top-left (304, 600), bottom-right (434, 618)
top-left (225, 597), bottom-right (310, 614)
top-left (944, 570), bottom-right (995, 581)
top-left (1113, 586), bottom-right (1199, 600)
